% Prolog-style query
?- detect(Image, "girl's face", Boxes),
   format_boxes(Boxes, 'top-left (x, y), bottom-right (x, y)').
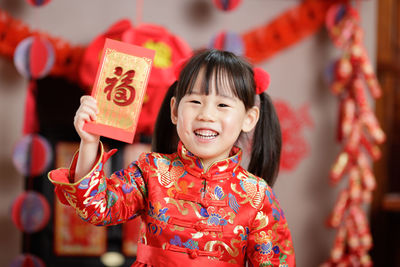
top-left (170, 71), bottom-right (259, 170)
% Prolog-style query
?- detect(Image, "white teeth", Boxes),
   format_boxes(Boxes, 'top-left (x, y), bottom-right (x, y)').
top-left (194, 129), bottom-right (218, 139)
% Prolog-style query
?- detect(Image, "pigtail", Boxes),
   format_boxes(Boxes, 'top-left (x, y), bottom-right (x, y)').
top-left (247, 93), bottom-right (282, 187)
top-left (151, 81), bottom-right (179, 154)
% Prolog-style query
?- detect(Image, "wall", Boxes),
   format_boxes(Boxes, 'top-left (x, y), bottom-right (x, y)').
top-left (0, 0), bottom-right (377, 266)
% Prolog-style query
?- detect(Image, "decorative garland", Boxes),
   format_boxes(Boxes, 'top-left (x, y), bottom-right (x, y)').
top-left (322, 3), bottom-right (384, 266)
top-left (0, 0), bottom-right (346, 78)
top-left (0, 9), bottom-right (84, 82)
top-left (242, 0), bottom-right (346, 63)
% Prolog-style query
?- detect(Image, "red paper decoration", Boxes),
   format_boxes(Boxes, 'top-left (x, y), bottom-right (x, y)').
top-left (213, 0), bottom-right (242, 11)
top-left (242, 0), bottom-right (347, 63)
top-left (12, 134), bottom-right (53, 177)
top-left (10, 253), bottom-right (46, 267)
top-left (26, 0), bottom-right (51, 7)
top-left (274, 100), bottom-right (313, 171)
top-left (14, 36), bottom-right (55, 79)
top-left (208, 31), bottom-right (244, 56)
top-left (11, 191), bottom-right (51, 233)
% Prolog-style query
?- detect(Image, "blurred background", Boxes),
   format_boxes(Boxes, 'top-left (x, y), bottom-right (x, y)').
top-left (1, 0), bottom-right (398, 266)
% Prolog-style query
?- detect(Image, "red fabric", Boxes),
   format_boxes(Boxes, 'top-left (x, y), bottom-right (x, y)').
top-left (48, 142), bottom-right (295, 266)
top-left (136, 243), bottom-right (240, 266)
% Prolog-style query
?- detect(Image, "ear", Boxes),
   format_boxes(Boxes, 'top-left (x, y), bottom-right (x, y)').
top-left (170, 97), bottom-right (178, 125)
top-left (241, 106), bottom-right (259, 133)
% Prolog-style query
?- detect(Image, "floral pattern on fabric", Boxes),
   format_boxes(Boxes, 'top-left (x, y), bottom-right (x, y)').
top-left (48, 141), bottom-right (295, 266)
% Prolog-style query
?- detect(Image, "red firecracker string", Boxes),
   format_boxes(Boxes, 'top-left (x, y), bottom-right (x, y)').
top-left (322, 3), bottom-right (385, 266)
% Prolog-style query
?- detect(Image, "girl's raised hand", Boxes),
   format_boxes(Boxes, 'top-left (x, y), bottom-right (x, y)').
top-left (74, 95), bottom-right (100, 144)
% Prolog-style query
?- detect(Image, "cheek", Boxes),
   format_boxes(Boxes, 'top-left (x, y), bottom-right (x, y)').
top-left (176, 113), bottom-right (192, 135)
top-left (222, 112), bottom-right (246, 132)
top-left (223, 112), bottom-right (242, 124)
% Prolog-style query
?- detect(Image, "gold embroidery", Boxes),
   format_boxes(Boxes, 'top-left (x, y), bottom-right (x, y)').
top-left (170, 225), bottom-right (185, 232)
top-left (164, 197), bottom-right (203, 218)
top-left (63, 185), bottom-right (77, 194)
top-left (254, 211), bottom-right (269, 230)
top-left (231, 174), bottom-right (264, 209)
top-left (231, 184), bottom-right (250, 203)
top-left (227, 211), bottom-right (236, 224)
top-left (204, 239), bottom-right (241, 257)
top-left (164, 197), bottom-right (189, 216)
top-left (272, 222), bottom-right (294, 255)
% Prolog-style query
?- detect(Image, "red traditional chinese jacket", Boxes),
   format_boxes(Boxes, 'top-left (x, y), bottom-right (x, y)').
top-left (48, 142), bottom-right (295, 267)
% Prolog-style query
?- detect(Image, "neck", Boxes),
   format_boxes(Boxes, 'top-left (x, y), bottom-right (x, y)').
top-left (201, 159), bottom-right (213, 171)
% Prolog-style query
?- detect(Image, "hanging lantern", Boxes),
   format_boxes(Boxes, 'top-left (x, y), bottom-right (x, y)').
top-left (26, 0), bottom-right (51, 7)
top-left (12, 134), bottom-right (53, 177)
top-left (208, 31), bottom-right (244, 56)
top-left (11, 191), bottom-right (50, 233)
top-left (14, 36), bottom-right (55, 79)
top-left (10, 253), bottom-right (46, 267)
top-left (213, 0), bottom-right (241, 11)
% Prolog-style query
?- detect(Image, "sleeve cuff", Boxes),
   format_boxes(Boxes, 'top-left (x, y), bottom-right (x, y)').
top-left (48, 142), bottom-right (116, 186)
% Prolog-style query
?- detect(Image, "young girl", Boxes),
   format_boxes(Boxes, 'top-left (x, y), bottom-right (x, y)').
top-left (48, 49), bottom-right (295, 266)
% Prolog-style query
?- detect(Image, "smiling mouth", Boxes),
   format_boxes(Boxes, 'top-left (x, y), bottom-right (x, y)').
top-left (194, 129), bottom-right (219, 139)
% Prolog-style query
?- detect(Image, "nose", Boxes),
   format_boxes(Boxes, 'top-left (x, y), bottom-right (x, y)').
top-left (197, 103), bottom-right (216, 121)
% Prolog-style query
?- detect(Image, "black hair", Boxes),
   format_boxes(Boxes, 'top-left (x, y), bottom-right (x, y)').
top-left (152, 49), bottom-right (282, 186)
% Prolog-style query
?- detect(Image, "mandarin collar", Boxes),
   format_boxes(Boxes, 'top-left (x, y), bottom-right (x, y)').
top-left (176, 141), bottom-right (242, 181)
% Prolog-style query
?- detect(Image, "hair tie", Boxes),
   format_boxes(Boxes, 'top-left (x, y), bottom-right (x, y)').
top-left (254, 67), bottom-right (270, 94)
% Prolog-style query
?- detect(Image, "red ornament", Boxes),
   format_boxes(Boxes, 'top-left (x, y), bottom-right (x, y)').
top-left (208, 31), bottom-right (244, 56)
top-left (10, 253), bottom-right (45, 267)
top-left (253, 68), bottom-right (270, 94)
top-left (12, 134), bottom-right (53, 177)
top-left (213, 0), bottom-right (241, 11)
top-left (14, 36), bottom-right (55, 79)
top-left (174, 58), bottom-right (188, 80)
top-left (11, 191), bottom-right (50, 233)
top-left (26, 0), bottom-right (51, 7)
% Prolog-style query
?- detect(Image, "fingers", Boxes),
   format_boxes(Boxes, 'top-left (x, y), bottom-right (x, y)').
top-left (74, 96), bottom-right (100, 143)
top-left (74, 96), bottom-right (98, 130)
top-left (77, 96), bottom-right (99, 122)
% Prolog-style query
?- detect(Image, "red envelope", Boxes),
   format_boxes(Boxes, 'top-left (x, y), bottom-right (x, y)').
top-left (83, 38), bottom-right (155, 143)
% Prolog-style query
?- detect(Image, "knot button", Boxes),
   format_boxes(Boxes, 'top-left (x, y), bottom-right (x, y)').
top-left (201, 173), bottom-right (211, 179)
top-left (194, 223), bottom-right (203, 232)
top-left (188, 249), bottom-right (199, 259)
